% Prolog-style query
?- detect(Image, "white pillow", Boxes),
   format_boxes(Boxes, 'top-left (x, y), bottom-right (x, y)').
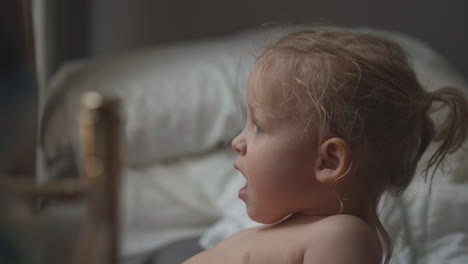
top-left (40, 32), bottom-right (258, 165)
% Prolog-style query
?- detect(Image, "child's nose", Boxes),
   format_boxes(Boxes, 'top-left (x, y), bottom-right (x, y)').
top-left (232, 134), bottom-right (246, 155)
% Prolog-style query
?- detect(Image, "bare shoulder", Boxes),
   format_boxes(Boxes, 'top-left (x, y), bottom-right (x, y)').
top-left (302, 214), bottom-right (381, 264)
top-left (312, 214), bottom-right (376, 236)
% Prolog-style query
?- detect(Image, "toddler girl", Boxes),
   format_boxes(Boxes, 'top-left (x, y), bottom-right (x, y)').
top-left (184, 28), bottom-right (468, 264)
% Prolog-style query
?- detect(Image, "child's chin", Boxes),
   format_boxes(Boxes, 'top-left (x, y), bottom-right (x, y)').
top-left (247, 208), bottom-right (288, 224)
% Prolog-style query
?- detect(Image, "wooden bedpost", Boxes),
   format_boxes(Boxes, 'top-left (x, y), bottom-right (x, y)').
top-left (73, 91), bottom-right (122, 264)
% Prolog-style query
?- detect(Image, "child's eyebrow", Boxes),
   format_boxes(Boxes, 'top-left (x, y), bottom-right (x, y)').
top-left (248, 104), bottom-right (256, 116)
top-left (248, 104), bottom-right (266, 120)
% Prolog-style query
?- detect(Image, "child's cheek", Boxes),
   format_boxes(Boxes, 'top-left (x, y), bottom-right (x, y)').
top-left (245, 150), bottom-right (274, 183)
top-left (245, 153), bottom-right (259, 180)
top-left (245, 152), bottom-right (265, 182)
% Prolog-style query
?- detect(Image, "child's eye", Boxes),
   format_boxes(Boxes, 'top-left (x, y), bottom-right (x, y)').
top-left (254, 123), bottom-right (264, 134)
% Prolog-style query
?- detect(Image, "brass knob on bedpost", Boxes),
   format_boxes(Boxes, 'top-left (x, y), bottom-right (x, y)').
top-left (73, 91), bottom-right (122, 264)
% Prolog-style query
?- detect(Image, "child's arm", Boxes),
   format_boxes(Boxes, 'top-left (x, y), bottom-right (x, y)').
top-left (302, 215), bottom-right (381, 264)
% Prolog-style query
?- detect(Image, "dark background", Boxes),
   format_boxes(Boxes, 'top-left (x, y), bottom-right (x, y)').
top-left (0, 0), bottom-right (36, 178)
top-left (50, 0), bottom-right (468, 79)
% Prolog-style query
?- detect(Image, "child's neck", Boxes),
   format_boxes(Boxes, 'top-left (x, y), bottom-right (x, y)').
top-left (296, 206), bottom-right (372, 223)
top-left (298, 179), bottom-right (374, 224)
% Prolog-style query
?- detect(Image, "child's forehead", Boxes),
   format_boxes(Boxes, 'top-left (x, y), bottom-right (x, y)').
top-left (247, 62), bottom-right (322, 140)
top-left (247, 54), bottom-right (312, 116)
top-left (247, 58), bottom-right (287, 104)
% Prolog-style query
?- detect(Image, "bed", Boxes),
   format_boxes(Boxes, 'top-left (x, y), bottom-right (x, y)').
top-left (37, 1), bottom-right (468, 264)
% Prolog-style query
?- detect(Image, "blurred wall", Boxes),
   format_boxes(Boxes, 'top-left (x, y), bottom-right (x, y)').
top-left (33, 0), bottom-right (468, 94)
top-left (0, 0), bottom-right (37, 178)
top-left (87, 0), bottom-right (468, 78)
top-left (33, 0), bottom-right (90, 93)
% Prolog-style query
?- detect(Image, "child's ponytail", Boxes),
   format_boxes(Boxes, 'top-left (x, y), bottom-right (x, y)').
top-left (423, 87), bottom-right (468, 178)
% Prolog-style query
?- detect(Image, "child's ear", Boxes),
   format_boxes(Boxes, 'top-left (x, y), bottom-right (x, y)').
top-left (315, 137), bottom-right (351, 183)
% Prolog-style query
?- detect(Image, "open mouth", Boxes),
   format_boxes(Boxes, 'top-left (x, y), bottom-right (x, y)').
top-left (234, 162), bottom-right (247, 198)
top-left (238, 182), bottom-right (248, 199)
